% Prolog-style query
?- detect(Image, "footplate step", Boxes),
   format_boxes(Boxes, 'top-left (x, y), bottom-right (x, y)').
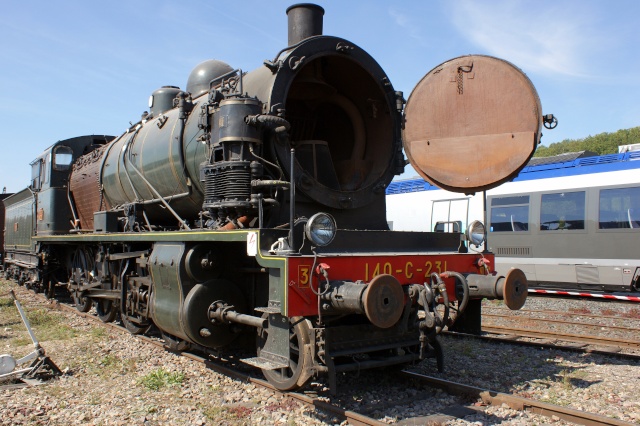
top-left (241, 357), bottom-right (288, 370)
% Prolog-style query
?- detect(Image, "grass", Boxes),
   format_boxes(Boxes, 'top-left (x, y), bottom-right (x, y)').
top-left (557, 369), bottom-right (574, 390)
top-left (202, 404), bottom-right (254, 425)
top-left (138, 368), bottom-right (185, 391)
top-left (25, 309), bottom-right (77, 342)
top-left (0, 281), bottom-right (82, 365)
top-left (89, 327), bottom-right (108, 339)
top-left (459, 340), bottom-right (475, 357)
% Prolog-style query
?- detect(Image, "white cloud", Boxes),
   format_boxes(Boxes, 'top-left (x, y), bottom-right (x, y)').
top-left (388, 6), bottom-right (425, 43)
top-left (449, 0), bottom-right (601, 78)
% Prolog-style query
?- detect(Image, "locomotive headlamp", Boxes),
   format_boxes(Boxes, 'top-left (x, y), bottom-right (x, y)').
top-left (305, 213), bottom-right (337, 246)
top-left (466, 220), bottom-right (486, 247)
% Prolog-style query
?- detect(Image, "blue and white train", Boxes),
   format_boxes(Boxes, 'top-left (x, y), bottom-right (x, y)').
top-left (387, 149), bottom-right (640, 293)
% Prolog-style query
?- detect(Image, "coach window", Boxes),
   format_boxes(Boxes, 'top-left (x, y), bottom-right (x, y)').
top-left (490, 195), bottom-right (529, 232)
top-left (540, 191), bottom-right (585, 230)
top-left (599, 186), bottom-right (640, 229)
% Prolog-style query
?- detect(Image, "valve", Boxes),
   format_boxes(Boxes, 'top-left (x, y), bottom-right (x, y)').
top-left (543, 113), bottom-right (558, 129)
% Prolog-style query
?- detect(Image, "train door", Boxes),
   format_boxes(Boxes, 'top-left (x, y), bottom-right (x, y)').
top-left (431, 198), bottom-right (468, 233)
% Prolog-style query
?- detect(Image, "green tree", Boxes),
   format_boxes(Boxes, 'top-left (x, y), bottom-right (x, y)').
top-left (534, 126), bottom-right (640, 157)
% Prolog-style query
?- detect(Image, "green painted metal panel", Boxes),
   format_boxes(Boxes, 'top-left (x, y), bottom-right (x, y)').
top-left (4, 189), bottom-right (35, 251)
top-left (149, 242), bottom-right (188, 340)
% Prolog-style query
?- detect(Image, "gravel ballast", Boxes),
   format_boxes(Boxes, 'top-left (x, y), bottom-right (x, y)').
top-left (1, 281), bottom-right (638, 425)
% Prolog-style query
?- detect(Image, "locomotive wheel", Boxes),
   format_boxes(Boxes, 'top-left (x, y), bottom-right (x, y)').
top-left (257, 316), bottom-right (314, 391)
top-left (70, 248), bottom-right (94, 313)
top-left (73, 295), bottom-right (92, 313)
top-left (96, 300), bottom-right (117, 323)
top-left (162, 332), bottom-right (189, 351)
top-left (121, 314), bottom-right (151, 335)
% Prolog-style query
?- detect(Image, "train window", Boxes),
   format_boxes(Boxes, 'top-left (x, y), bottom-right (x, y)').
top-left (43, 154), bottom-right (50, 184)
top-left (599, 186), bottom-right (640, 229)
top-left (434, 220), bottom-right (462, 232)
top-left (540, 191), bottom-right (585, 230)
top-left (431, 198), bottom-right (469, 233)
top-left (52, 146), bottom-right (74, 171)
top-left (30, 159), bottom-right (42, 190)
top-left (491, 195), bottom-right (529, 206)
top-left (490, 196), bottom-right (529, 232)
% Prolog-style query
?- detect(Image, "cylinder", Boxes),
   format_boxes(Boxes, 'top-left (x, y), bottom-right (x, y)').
top-left (286, 3), bottom-right (324, 46)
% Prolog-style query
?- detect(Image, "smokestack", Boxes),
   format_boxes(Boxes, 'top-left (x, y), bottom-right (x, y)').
top-left (286, 3), bottom-right (324, 46)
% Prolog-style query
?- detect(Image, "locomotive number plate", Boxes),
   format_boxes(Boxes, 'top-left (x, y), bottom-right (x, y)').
top-left (363, 259), bottom-right (448, 281)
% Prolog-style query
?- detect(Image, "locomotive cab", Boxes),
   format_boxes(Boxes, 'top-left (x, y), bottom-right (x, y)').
top-left (30, 136), bottom-right (113, 236)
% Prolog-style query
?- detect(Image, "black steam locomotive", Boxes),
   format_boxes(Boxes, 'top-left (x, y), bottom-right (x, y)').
top-left (3, 4), bottom-right (544, 391)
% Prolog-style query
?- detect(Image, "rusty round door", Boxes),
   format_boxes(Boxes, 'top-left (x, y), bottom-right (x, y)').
top-left (403, 55), bottom-right (542, 193)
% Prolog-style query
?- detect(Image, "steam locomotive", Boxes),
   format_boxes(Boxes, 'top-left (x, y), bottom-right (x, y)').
top-left (2, 4), bottom-right (545, 391)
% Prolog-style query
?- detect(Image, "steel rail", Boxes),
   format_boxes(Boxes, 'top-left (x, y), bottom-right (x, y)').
top-left (481, 324), bottom-right (640, 349)
top-left (483, 312), bottom-right (640, 333)
top-left (483, 306), bottom-right (640, 322)
top-left (401, 371), bottom-right (636, 426)
top-left (442, 330), bottom-right (640, 362)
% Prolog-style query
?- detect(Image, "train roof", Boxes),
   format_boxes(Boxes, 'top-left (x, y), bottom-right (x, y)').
top-left (387, 149), bottom-right (640, 195)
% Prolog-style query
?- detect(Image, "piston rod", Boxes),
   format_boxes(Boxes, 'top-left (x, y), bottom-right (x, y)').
top-left (208, 302), bottom-right (267, 329)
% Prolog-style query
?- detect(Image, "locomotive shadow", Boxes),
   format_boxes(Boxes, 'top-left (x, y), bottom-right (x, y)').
top-left (306, 334), bottom-right (619, 423)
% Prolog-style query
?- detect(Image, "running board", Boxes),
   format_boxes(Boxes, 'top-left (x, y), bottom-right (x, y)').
top-left (241, 356), bottom-right (288, 370)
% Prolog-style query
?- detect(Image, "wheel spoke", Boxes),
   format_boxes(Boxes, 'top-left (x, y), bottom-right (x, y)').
top-left (259, 316), bottom-right (313, 391)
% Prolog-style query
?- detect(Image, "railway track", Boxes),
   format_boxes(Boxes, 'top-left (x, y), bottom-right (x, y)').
top-left (399, 371), bottom-right (635, 426)
top-left (46, 299), bottom-right (387, 426)
top-left (479, 305), bottom-right (640, 356)
top-left (482, 323), bottom-right (640, 350)
top-left (7, 286), bottom-right (635, 425)
top-left (483, 305), bottom-right (640, 323)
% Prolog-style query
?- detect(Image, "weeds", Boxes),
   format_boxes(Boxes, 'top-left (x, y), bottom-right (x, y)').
top-left (202, 404), bottom-right (253, 424)
top-left (99, 354), bottom-right (119, 368)
top-left (89, 327), bottom-right (107, 339)
top-left (558, 369), bottom-right (573, 390)
top-left (138, 368), bottom-right (185, 390)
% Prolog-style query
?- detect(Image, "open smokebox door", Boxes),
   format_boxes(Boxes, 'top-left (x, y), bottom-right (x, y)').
top-left (403, 55), bottom-right (543, 193)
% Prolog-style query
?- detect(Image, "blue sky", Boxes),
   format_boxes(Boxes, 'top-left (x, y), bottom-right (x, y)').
top-left (1, 0), bottom-right (639, 192)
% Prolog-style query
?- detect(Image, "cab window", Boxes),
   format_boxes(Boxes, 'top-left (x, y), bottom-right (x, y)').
top-left (52, 146), bottom-right (74, 171)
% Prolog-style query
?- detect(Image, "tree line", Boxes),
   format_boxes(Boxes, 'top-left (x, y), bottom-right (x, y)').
top-left (534, 126), bottom-right (640, 157)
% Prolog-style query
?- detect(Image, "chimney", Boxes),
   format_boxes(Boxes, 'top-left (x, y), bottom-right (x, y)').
top-left (286, 3), bottom-right (324, 46)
